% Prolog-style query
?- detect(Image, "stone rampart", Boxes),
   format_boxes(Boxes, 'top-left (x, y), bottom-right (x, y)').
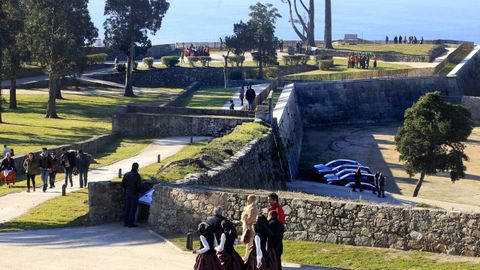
top-left (149, 185), bottom-right (480, 257)
top-left (178, 130), bottom-right (287, 190)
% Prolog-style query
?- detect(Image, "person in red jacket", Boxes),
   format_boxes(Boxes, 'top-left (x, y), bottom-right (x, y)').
top-left (267, 193), bottom-right (285, 224)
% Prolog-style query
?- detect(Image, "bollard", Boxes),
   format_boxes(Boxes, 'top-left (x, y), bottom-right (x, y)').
top-left (190, 136), bottom-right (193, 144)
top-left (118, 168), bottom-right (122, 178)
top-left (62, 184), bottom-right (66, 196)
top-left (186, 232), bottom-right (193, 250)
top-left (157, 154), bottom-right (161, 163)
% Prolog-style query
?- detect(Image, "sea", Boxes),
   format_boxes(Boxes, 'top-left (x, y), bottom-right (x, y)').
top-left (88, 0), bottom-right (480, 45)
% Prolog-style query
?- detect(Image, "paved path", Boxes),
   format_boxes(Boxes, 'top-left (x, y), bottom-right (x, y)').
top-left (0, 223), bottom-right (339, 270)
top-left (0, 136), bottom-right (210, 223)
top-left (289, 180), bottom-right (480, 213)
top-left (222, 83), bottom-right (271, 110)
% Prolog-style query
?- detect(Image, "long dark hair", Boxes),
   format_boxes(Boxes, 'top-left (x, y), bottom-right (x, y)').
top-left (254, 215), bottom-right (270, 235)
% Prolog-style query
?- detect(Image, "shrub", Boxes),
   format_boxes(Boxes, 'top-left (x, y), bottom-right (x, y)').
top-left (87, 53), bottom-right (108, 65)
top-left (142, 57), bottom-right (154, 69)
top-left (116, 63), bottom-right (126, 72)
top-left (188, 56), bottom-right (212, 67)
top-left (161, 56), bottom-right (180, 67)
top-left (227, 55), bottom-right (246, 67)
top-left (283, 55), bottom-right (310, 65)
top-left (315, 55), bottom-right (333, 61)
top-left (264, 67), bottom-right (279, 79)
top-left (228, 70), bottom-right (243, 80)
top-left (319, 59), bottom-right (334, 70)
top-left (243, 68), bottom-right (258, 79)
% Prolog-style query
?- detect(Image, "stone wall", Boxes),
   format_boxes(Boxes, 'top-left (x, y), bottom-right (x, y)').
top-left (12, 134), bottom-right (116, 175)
top-left (178, 130), bottom-right (287, 190)
top-left (165, 82), bottom-right (200, 107)
top-left (455, 47), bottom-right (480, 96)
top-left (294, 76), bottom-right (461, 126)
top-left (314, 45), bottom-right (446, 62)
top-left (149, 185), bottom-right (480, 257)
top-left (88, 181), bottom-right (124, 225)
top-left (91, 65), bottom-right (317, 88)
top-left (273, 84), bottom-right (304, 178)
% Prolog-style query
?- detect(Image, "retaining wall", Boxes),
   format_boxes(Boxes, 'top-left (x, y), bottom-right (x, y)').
top-left (149, 185), bottom-right (480, 257)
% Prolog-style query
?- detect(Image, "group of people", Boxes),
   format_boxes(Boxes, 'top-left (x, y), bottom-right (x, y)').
top-left (180, 44), bottom-right (211, 63)
top-left (193, 193), bottom-right (285, 270)
top-left (347, 54), bottom-right (378, 69)
top-left (386, 35), bottom-right (424, 45)
top-left (232, 84), bottom-right (257, 111)
top-left (0, 144), bottom-right (91, 192)
top-left (351, 168), bottom-right (387, 198)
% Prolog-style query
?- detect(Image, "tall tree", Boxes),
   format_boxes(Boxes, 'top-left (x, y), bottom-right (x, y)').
top-left (282, 0), bottom-right (315, 47)
top-left (104, 0), bottom-right (170, 97)
top-left (24, 0), bottom-right (97, 118)
top-left (248, 2), bottom-right (281, 79)
top-left (3, 0), bottom-right (26, 109)
top-left (324, 0), bottom-right (333, 49)
top-left (395, 92), bottom-right (473, 197)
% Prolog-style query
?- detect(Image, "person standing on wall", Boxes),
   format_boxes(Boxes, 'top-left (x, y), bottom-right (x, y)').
top-left (76, 149), bottom-right (91, 188)
top-left (267, 193), bottom-right (285, 225)
top-left (23, 153), bottom-right (40, 192)
top-left (245, 85), bottom-right (256, 111)
top-left (122, 162), bottom-right (142, 227)
top-left (39, 148), bottom-right (52, 192)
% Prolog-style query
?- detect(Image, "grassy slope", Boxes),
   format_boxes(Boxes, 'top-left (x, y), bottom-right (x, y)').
top-left (141, 123), bottom-right (268, 183)
top-left (334, 44), bottom-right (440, 56)
top-left (0, 92), bottom-right (172, 156)
top-left (167, 234), bottom-right (480, 270)
top-left (179, 87), bottom-right (238, 109)
top-left (440, 48), bottom-right (474, 75)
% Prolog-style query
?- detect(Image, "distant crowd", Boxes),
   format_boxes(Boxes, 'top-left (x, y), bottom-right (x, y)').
top-left (386, 35), bottom-right (424, 44)
top-left (180, 44), bottom-right (211, 63)
top-left (0, 144), bottom-right (91, 192)
top-left (347, 53), bottom-right (379, 69)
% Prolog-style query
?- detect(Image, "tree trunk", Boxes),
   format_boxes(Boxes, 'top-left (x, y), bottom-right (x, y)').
top-left (324, 0), bottom-right (333, 49)
top-left (412, 171), bottom-right (426, 197)
top-left (258, 50), bottom-right (264, 80)
top-left (46, 74), bottom-right (59, 118)
top-left (9, 74), bottom-right (17, 109)
top-left (223, 51), bottom-right (230, 89)
top-left (124, 41), bottom-right (135, 97)
top-left (55, 77), bottom-right (63, 99)
top-left (307, 0), bottom-right (315, 47)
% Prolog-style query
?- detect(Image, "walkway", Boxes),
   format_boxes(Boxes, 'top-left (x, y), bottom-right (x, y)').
top-left (289, 180), bottom-right (480, 213)
top-left (222, 83), bottom-right (271, 110)
top-left (0, 223), bottom-right (338, 270)
top-left (0, 136), bottom-right (210, 223)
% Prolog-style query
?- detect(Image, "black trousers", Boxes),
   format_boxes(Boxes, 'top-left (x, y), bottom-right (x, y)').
top-left (27, 173), bottom-right (36, 189)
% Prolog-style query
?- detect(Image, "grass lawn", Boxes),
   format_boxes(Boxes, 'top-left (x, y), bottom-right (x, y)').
top-left (334, 44), bottom-right (441, 56)
top-left (439, 48), bottom-right (474, 75)
top-left (167, 234), bottom-right (480, 270)
top-left (0, 137), bottom-right (153, 197)
top-left (0, 92), bottom-right (172, 156)
top-left (0, 189), bottom-right (89, 231)
top-left (141, 123), bottom-right (268, 183)
top-left (284, 58), bottom-right (411, 81)
top-left (179, 87), bottom-right (238, 109)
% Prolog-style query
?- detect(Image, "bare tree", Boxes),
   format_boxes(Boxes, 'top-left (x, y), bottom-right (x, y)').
top-left (283, 0), bottom-right (315, 47)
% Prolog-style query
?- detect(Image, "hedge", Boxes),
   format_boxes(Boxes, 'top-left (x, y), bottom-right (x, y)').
top-left (188, 56), bottom-right (212, 67)
top-left (283, 55), bottom-right (310, 65)
top-left (143, 57), bottom-right (154, 69)
top-left (87, 53), bottom-right (108, 65)
top-left (319, 59), bottom-right (334, 70)
top-left (227, 55), bottom-right (246, 67)
top-left (161, 56), bottom-right (180, 67)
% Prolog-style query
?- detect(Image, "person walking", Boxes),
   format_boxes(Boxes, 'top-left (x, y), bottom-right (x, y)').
top-left (0, 152), bottom-right (16, 188)
top-left (2, 145), bottom-right (10, 157)
top-left (385, 35), bottom-right (389, 44)
top-left (61, 148), bottom-right (76, 188)
top-left (268, 211), bottom-right (285, 270)
top-left (239, 86), bottom-right (245, 107)
top-left (373, 55), bottom-right (378, 69)
top-left (241, 194), bottom-right (259, 263)
top-left (23, 153), bottom-right (40, 192)
top-left (352, 167), bottom-right (363, 192)
top-left (216, 220), bottom-right (244, 270)
top-left (122, 162), bottom-right (142, 227)
top-left (206, 206), bottom-right (226, 243)
top-left (49, 151), bottom-right (61, 189)
top-left (378, 174), bottom-right (387, 198)
top-left (245, 85), bottom-right (256, 111)
top-left (39, 148), bottom-right (52, 192)
top-left (193, 222), bottom-right (222, 270)
top-left (76, 149), bottom-right (91, 188)
top-left (267, 193), bottom-right (285, 224)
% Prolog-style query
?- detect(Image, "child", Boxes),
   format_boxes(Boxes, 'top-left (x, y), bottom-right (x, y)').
top-left (193, 222), bottom-right (221, 270)
top-left (216, 220), bottom-right (244, 270)
top-left (229, 100), bottom-right (235, 110)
